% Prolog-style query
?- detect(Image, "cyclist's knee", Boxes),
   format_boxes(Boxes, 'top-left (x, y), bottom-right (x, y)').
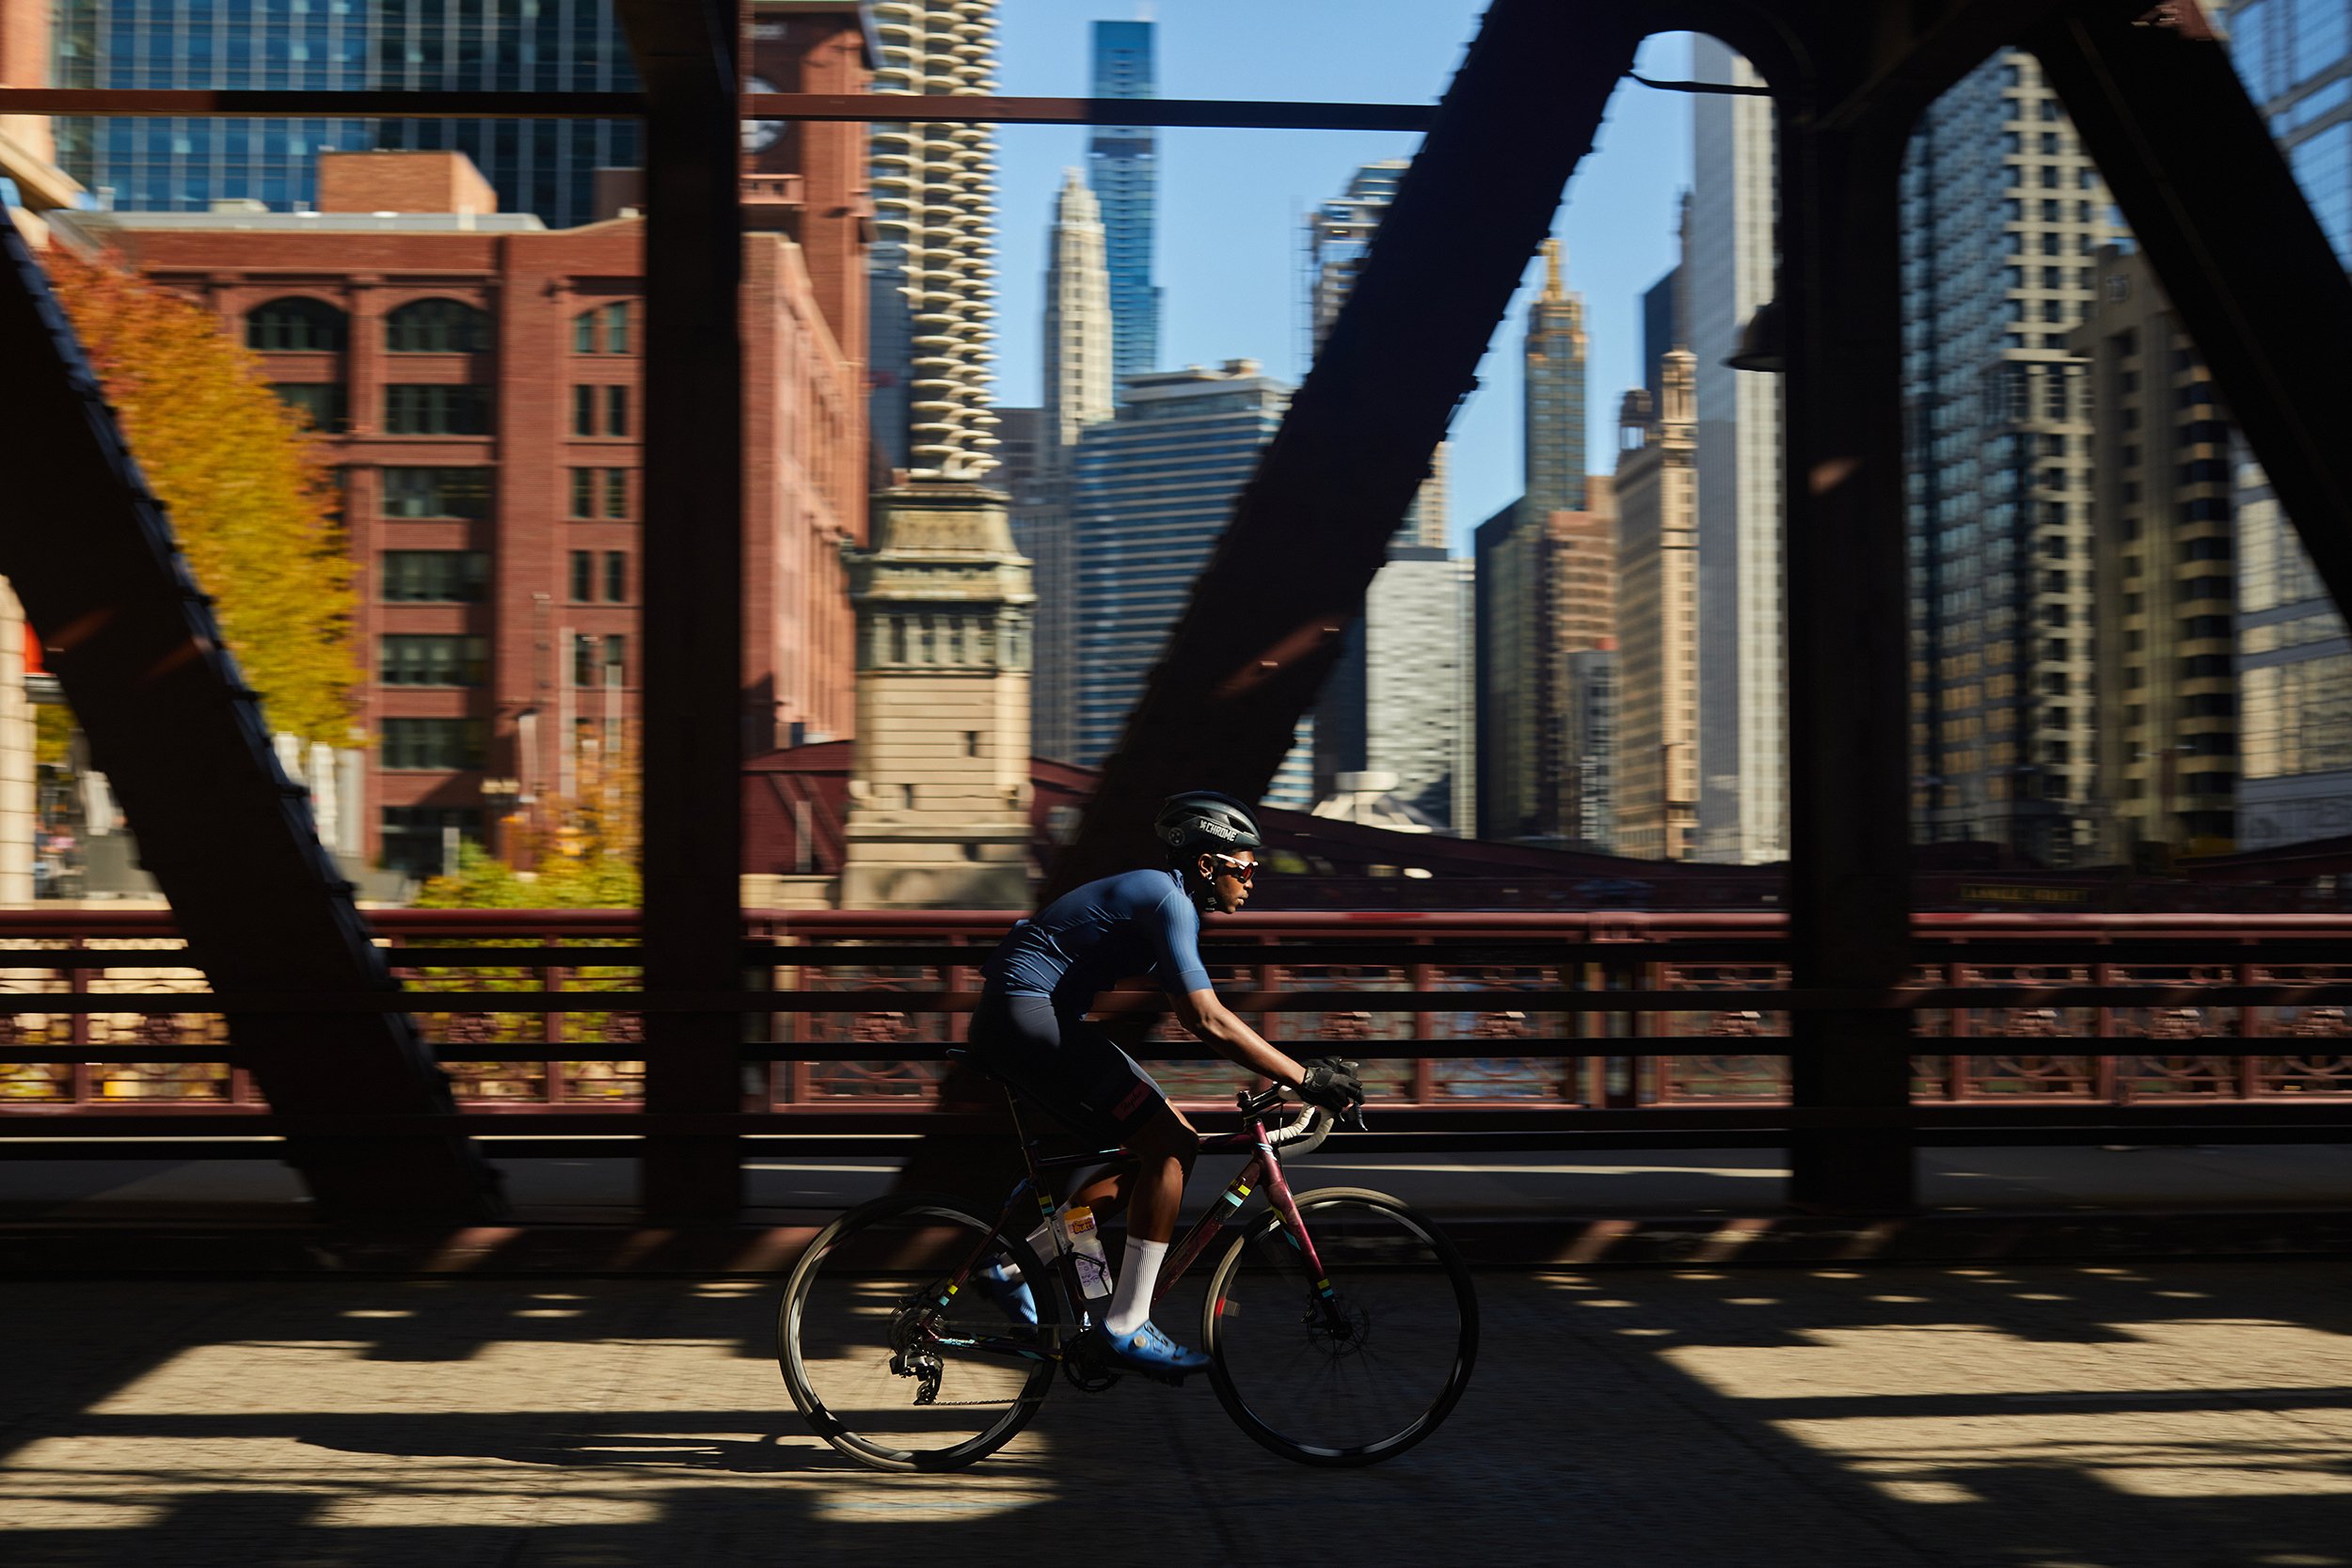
top-left (1130, 1105), bottom-right (1196, 1170)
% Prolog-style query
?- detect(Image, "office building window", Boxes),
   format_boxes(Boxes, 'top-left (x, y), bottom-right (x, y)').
top-left (382, 550), bottom-right (490, 602)
top-left (380, 634), bottom-right (488, 687)
top-left (385, 385), bottom-right (493, 436)
top-left (380, 718), bottom-right (486, 771)
top-left (570, 550), bottom-right (594, 602)
top-left (379, 806), bottom-right (483, 877)
top-left (272, 382), bottom-right (347, 433)
top-left (246, 297), bottom-right (346, 353)
top-left (382, 467), bottom-right (492, 520)
top-left (574, 386), bottom-right (630, 437)
top-left (573, 302), bottom-right (629, 354)
top-left (571, 634), bottom-right (624, 687)
top-left (569, 467), bottom-right (596, 518)
top-left (604, 550), bottom-right (627, 603)
top-left (385, 298), bottom-right (492, 353)
top-left (604, 467), bottom-right (629, 518)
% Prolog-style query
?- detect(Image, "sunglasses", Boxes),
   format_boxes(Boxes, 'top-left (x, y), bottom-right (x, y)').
top-left (1209, 853), bottom-right (1257, 885)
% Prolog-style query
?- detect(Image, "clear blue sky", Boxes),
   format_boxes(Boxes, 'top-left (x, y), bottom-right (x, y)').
top-left (989, 2), bottom-right (1698, 551)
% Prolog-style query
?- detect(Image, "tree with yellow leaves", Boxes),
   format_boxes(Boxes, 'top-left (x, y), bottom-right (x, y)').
top-left (42, 247), bottom-right (358, 744)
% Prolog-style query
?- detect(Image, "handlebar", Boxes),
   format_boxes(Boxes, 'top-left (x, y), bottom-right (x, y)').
top-left (1234, 1083), bottom-right (1368, 1156)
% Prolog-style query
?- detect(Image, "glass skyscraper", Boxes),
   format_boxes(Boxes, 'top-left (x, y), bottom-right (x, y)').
top-left (2226, 0), bottom-right (2352, 848)
top-left (1900, 50), bottom-right (2119, 863)
top-left (1089, 19), bottom-right (1158, 392)
top-left (53, 1), bottom-right (636, 225)
top-left (1069, 360), bottom-right (1314, 806)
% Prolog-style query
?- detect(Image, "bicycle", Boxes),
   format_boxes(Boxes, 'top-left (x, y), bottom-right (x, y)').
top-left (775, 1061), bottom-right (1480, 1471)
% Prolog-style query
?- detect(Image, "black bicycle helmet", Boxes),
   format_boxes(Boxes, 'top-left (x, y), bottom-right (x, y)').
top-left (1154, 789), bottom-right (1263, 864)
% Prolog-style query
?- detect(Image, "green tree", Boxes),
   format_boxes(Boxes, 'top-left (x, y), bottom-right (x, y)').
top-left (43, 248), bottom-right (359, 744)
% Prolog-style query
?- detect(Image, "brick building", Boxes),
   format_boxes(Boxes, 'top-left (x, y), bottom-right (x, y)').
top-left (54, 129), bottom-right (867, 873)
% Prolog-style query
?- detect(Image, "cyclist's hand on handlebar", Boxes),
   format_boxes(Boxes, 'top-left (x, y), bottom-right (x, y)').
top-left (1295, 1056), bottom-right (1365, 1114)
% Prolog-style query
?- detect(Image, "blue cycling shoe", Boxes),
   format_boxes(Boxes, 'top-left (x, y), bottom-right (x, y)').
top-left (1101, 1320), bottom-right (1210, 1377)
top-left (974, 1256), bottom-right (1037, 1326)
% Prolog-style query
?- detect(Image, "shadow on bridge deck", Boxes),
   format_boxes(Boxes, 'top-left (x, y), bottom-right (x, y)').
top-left (2, 1259), bottom-right (2349, 1566)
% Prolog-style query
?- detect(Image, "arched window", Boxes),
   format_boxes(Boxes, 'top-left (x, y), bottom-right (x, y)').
top-left (572, 301), bottom-right (629, 355)
top-left (245, 296), bottom-right (347, 353)
top-left (385, 298), bottom-right (492, 354)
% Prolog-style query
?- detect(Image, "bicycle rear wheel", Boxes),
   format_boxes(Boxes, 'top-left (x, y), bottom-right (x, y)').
top-left (778, 1193), bottom-right (1060, 1472)
top-left (1200, 1186), bottom-right (1478, 1466)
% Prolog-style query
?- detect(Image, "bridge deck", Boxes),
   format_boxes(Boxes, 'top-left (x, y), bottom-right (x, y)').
top-left (4, 1258), bottom-right (2348, 1566)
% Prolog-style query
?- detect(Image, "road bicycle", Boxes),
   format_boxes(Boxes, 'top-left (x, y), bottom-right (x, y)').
top-left (776, 1059), bottom-right (1480, 1471)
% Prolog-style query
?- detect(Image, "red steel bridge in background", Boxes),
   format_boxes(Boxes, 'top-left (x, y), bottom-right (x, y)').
top-left (3, 910), bottom-right (2347, 1206)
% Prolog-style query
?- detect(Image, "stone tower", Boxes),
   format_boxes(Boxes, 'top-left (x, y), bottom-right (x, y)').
top-left (838, 483), bottom-right (1035, 907)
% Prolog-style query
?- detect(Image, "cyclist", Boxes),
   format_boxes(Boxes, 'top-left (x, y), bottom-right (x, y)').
top-left (965, 789), bottom-right (1365, 1378)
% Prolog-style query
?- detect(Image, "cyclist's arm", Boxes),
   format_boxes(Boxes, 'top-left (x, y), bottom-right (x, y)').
top-left (1168, 987), bottom-right (1307, 1089)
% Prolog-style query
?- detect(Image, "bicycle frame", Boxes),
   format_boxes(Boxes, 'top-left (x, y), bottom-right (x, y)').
top-left (914, 1094), bottom-right (1343, 1365)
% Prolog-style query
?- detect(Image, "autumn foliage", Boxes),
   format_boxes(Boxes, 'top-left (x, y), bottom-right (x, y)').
top-left (41, 247), bottom-right (359, 745)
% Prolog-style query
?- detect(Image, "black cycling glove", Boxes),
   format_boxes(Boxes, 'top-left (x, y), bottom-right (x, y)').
top-left (1295, 1057), bottom-right (1365, 1112)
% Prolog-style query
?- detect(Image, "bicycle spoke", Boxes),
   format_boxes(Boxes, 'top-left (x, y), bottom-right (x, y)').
top-left (1202, 1191), bottom-right (1478, 1466)
top-left (779, 1197), bottom-right (1059, 1473)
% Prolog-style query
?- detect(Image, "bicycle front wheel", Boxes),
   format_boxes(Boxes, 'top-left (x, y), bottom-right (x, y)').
top-left (1200, 1186), bottom-right (1478, 1466)
top-left (778, 1193), bottom-right (1060, 1472)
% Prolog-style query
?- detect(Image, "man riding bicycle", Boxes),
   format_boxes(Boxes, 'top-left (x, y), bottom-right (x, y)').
top-left (965, 790), bottom-right (1366, 1378)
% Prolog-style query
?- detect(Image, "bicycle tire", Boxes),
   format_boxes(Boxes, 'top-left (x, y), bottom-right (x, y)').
top-left (1200, 1186), bottom-right (1478, 1467)
top-left (778, 1192), bottom-right (1060, 1473)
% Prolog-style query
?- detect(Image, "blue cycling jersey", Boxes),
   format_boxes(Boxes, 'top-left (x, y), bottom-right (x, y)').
top-left (982, 867), bottom-right (1214, 1015)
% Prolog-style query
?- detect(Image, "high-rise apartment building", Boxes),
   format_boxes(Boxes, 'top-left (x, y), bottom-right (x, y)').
top-left (1308, 160), bottom-right (1445, 548)
top-left (1068, 360), bottom-right (1313, 806)
top-left (1613, 353), bottom-right (1699, 862)
top-left (59, 148), bottom-right (867, 875)
top-left (1523, 238), bottom-right (1587, 517)
top-left (1901, 50), bottom-right (2118, 863)
top-left (1565, 644), bottom-right (1617, 852)
top-left (1315, 546), bottom-right (1476, 833)
top-left (2073, 245), bottom-right (2238, 858)
top-left (1089, 18), bottom-right (1158, 390)
top-left (1690, 37), bottom-right (1787, 866)
top-left (2221, 0), bottom-right (2352, 850)
top-left (52, 0), bottom-right (638, 226)
top-left (1019, 167), bottom-right (1113, 762)
top-left (868, 0), bottom-right (999, 480)
top-left (1472, 482), bottom-right (1614, 842)
top-left (1042, 168), bottom-right (1114, 454)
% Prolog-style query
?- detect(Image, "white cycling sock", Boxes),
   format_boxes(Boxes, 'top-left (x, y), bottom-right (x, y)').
top-left (1104, 1236), bottom-right (1167, 1338)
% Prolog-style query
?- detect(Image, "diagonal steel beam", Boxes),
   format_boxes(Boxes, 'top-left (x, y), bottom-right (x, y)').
top-left (0, 209), bottom-right (501, 1223)
top-left (2033, 3), bottom-right (2352, 620)
top-left (1048, 0), bottom-right (1645, 895)
top-left (616, 0), bottom-right (745, 1222)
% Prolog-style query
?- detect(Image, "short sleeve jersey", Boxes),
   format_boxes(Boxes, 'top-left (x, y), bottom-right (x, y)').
top-left (982, 868), bottom-right (1214, 1015)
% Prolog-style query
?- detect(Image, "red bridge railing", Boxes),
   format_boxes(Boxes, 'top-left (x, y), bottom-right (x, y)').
top-left (1, 909), bottom-right (2348, 1153)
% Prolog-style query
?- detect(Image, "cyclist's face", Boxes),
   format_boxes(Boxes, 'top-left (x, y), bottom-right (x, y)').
top-left (1200, 849), bottom-right (1257, 913)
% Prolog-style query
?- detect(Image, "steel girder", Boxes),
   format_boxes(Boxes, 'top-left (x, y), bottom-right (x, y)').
top-left (615, 0), bottom-right (748, 1220)
top-left (0, 210), bottom-right (502, 1223)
